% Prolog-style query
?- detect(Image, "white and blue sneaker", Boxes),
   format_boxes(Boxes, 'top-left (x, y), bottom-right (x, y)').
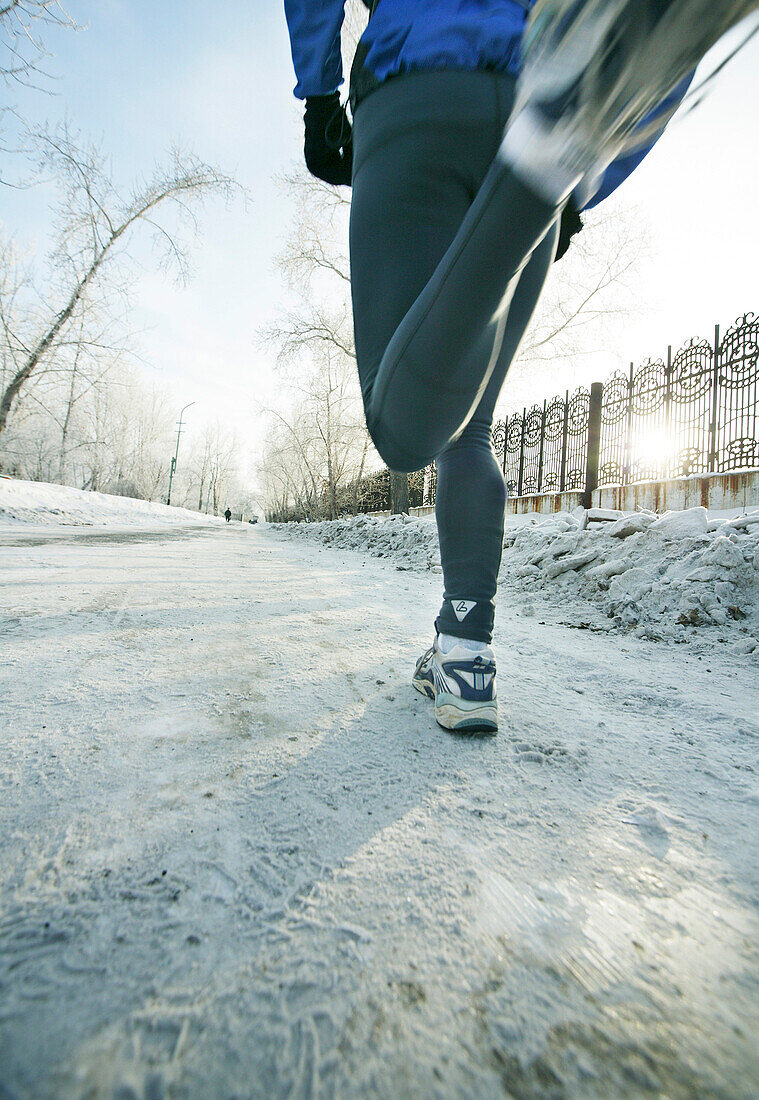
top-left (501, 0), bottom-right (759, 204)
top-left (413, 638), bottom-right (498, 734)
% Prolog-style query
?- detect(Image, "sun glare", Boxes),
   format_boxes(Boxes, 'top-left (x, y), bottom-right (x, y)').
top-left (631, 428), bottom-right (678, 472)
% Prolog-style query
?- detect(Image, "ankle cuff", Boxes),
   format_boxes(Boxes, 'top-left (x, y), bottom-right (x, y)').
top-left (435, 598), bottom-right (494, 644)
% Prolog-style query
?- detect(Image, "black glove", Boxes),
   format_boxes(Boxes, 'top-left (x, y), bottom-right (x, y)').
top-left (554, 199), bottom-right (583, 262)
top-left (304, 92), bottom-right (353, 186)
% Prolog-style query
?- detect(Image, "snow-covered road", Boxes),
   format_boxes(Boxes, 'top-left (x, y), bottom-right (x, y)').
top-left (1, 523), bottom-right (758, 1098)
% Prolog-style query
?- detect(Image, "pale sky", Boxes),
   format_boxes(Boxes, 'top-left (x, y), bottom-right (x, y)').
top-left (4, 2), bottom-right (759, 471)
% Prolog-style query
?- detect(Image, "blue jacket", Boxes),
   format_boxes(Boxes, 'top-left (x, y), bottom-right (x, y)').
top-left (285, 0), bottom-right (530, 98)
top-left (284, 0), bottom-right (689, 208)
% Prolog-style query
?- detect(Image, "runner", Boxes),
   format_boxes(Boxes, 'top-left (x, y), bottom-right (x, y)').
top-left (284, 0), bottom-right (757, 731)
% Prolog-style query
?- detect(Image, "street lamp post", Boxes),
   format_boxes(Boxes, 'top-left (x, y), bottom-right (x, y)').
top-left (166, 402), bottom-right (195, 506)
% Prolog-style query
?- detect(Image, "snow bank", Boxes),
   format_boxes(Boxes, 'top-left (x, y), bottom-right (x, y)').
top-left (272, 506), bottom-right (759, 649)
top-left (501, 506), bottom-right (759, 646)
top-left (273, 512), bottom-right (441, 571)
top-left (0, 476), bottom-right (224, 528)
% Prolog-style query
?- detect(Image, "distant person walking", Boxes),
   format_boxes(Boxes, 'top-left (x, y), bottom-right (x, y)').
top-left (284, 0), bottom-right (754, 731)
top-left (224, 508), bottom-right (232, 523)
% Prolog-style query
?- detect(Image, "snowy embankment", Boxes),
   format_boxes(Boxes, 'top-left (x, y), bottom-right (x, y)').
top-left (0, 476), bottom-right (224, 528)
top-left (273, 504), bottom-right (759, 651)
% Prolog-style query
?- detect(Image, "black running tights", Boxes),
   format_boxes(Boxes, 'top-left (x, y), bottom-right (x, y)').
top-left (349, 70), bottom-right (559, 642)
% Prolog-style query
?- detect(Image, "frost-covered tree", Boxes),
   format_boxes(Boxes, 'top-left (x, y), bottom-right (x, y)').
top-left (0, 0), bottom-right (76, 88)
top-left (180, 422), bottom-right (240, 516)
top-left (0, 125), bottom-right (235, 439)
top-left (498, 200), bottom-right (650, 414)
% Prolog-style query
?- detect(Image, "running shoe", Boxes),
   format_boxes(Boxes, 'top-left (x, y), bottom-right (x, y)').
top-left (502, 0), bottom-right (759, 202)
top-left (412, 645), bottom-right (437, 701)
top-left (413, 639), bottom-right (498, 734)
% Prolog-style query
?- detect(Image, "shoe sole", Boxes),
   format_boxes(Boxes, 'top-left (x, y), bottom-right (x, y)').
top-left (412, 677), bottom-right (435, 700)
top-left (521, 0), bottom-right (759, 160)
top-left (435, 694), bottom-right (498, 734)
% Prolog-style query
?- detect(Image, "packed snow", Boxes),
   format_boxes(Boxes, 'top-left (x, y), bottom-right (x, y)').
top-left (2, 484), bottom-right (758, 1097)
top-left (273, 505), bottom-right (759, 652)
top-left (0, 476), bottom-right (225, 529)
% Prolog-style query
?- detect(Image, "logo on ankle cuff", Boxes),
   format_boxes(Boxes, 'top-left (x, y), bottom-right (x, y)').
top-left (452, 600), bottom-right (476, 622)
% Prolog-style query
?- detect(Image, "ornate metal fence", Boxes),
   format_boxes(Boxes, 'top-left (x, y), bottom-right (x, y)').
top-left (347, 313), bottom-right (757, 517)
top-left (493, 388), bottom-right (591, 496)
top-left (488, 313), bottom-right (758, 501)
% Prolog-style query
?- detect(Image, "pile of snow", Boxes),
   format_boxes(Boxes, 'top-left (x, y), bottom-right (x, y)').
top-left (272, 512), bottom-right (440, 571)
top-left (272, 506), bottom-right (759, 649)
top-left (501, 506), bottom-right (759, 646)
top-left (0, 476), bottom-right (224, 528)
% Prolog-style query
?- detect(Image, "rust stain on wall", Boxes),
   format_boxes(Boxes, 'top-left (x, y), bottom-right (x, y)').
top-left (505, 471), bottom-right (759, 514)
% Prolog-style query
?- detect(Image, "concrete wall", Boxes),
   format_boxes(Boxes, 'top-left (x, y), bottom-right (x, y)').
top-left (501, 471), bottom-right (759, 516)
top-left (506, 490), bottom-right (585, 515)
top-left (592, 469), bottom-right (759, 513)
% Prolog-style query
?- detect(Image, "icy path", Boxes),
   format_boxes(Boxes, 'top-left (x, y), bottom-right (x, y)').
top-left (1, 525), bottom-right (758, 1099)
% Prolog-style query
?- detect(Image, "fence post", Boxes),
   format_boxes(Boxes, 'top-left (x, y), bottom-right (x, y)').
top-left (559, 390), bottom-right (569, 492)
top-left (502, 415), bottom-right (508, 475)
top-left (390, 470), bottom-right (409, 514)
top-left (516, 407), bottom-right (527, 497)
top-left (536, 399), bottom-right (547, 493)
top-left (582, 382), bottom-right (603, 509)
top-left (624, 361), bottom-right (634, 482)
top-left (708, 323), bottom-right (721, 471)
top-left (665, 344), bottom-right (673, 477)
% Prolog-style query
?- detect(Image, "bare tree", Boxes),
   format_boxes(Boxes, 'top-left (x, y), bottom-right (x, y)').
top-left (186, 430), bottom-right (214, 512)
top-left (206, 424), bottom-right (238, 516)
top-left (261, 292), bottom-right (373, 521)
top-left (0, 0), bottom-right (76, 88)
top-left (110, 383), bottom-right (173, 500)
top-left (54, 313), bottom-right (123, 483)
top-left (261, 166), bottom-right (389, 517)
top-left (258, 414), bottom-right (323, 521)
top-left (2, 294), bottom-right (127, 484)
top-left (306, 345), bottom-right (370, 519)
top-left (0, 125), bottom-right (236, 438)
top-left (0, 347), bottom-right (175, 496)
top-left (263, 404), bottom-right (324, 517)
top-left (0, 234), bottom-right (33, 410)
top-left (497, 200), bottom-right (651, 412)
top-left (180, 422), bottom-right (240, 515)
top-left (0, 0), bottom-right (78, 181)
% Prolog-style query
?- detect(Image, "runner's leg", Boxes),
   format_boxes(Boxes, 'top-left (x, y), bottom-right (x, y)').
top-left (433, 226), bottom-right (556, 644)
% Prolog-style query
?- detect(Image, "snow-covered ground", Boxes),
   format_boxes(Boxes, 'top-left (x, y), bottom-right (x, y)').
top-left (0, 476), bottom-right (225, 530)
top-left (2, 485), bottom-right (758, 1098)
